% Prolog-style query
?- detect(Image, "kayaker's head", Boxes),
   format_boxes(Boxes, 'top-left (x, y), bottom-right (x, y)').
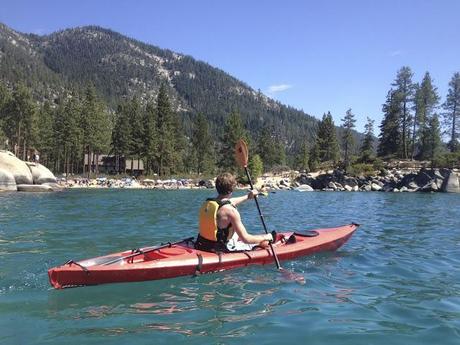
top-left (215, 173), bottom-right (237, 196)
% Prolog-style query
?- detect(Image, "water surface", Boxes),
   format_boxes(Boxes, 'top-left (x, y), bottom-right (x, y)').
top-left (0, 189), bottom-right (459, 344)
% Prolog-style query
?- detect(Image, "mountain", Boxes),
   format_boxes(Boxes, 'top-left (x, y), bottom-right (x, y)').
top-left (0, 23), bottom-right (350, 157)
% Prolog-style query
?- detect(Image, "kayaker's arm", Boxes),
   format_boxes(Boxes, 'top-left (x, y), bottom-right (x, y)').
top-left (230, 189), bottom-right (259, 207)
top-left (229, 207), bottom-right (273, 244)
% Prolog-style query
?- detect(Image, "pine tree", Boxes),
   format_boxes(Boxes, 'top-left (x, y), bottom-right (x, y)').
top-left (155, 84), bottom-right (175, 176)
top-left (5, 83), bottom-right (38, 160)
top-left (443, 72), bottom-right (460, 152)
top-left (392, 66), bottom-right (416, 159)
top-left (35, 101), bottom-right (56, 166)
top-left (248, 154), bottom-right (263, 181)
top-left (413, 72), bottom-right (440, 159)
top-left (192, 113), bottom-right (215, 175)
top-left (316, 112), bottom-right (339, 163)
top-left (126, 97), bottom-right (143, 175)
top-left (219, 110), bottom-right (247, 172)
top-left (308, 143), bottom-right (319, 172)
top-left (142, 100), bottom-right (158, 175)
top-left (360, 117), bottom-right (375, 163)
top-left (81, 86), bottom-right (111, 175)
top-left (112, 101), bottom-right (132, 174)
top-left (257, 123), bottom-right (285, 169)
top-left (341, 108), bottom-right (356, 169)
top-left (426, 113), bottom-right (442, 167)
top-left (378, 90), bottom-right (401, 157)
top-left (295, 140), bottom-right (310, 172)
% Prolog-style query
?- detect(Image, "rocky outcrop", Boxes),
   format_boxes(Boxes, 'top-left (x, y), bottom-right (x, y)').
top-left (0, 151), bottom-right (33, 185)
top-left (27, 162), bottom-right (57, 184)
top-left (292, 168), bottom-right (459, 193)
top-left (441, 171), bottom-right (460, 193)
top-left (0, 168), bottom-right (17, 191)
top-left (0, 151), bottom-right (58, 192)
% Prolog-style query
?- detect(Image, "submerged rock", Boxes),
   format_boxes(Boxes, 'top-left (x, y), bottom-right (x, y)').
top-left (17, 184), bottom-right (53, 192)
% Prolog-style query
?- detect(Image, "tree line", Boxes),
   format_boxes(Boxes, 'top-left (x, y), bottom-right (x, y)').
top-left (378, 67), bottom-right (460, 166)
top-left (0, 67), bottom-right (458, 179)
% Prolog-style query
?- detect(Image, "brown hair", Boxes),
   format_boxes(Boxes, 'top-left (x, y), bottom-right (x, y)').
top-left (215, 173), bottom-right (237, 195)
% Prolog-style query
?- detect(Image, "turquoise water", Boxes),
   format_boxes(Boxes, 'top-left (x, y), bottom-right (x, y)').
top-left (1, 189), bottom-right (459, 345)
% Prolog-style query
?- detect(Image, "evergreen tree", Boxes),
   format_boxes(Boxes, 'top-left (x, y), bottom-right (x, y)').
top-left (257, 123), bottom-right (285, 169)
top-left (413, 72), bottom-right (440, 159)
top-left (112, 101), bottom-right (132, 174)
top-left (35, 101), bottom-right (55, 166)
top-left (191, 113), bottom-right (215, 175)
top-left (142, 100), bottom-right (158, 175)
top-left (360, 117), bottom-right (375, 163)
top-left (219, 110), bottom-right (247, 172)
top-left (126, 97), bottom-right (143, 174)
top-left (378, 90), bottom-right (401, 157)
top-left (341, 108), bottom-right (356, 169)
top-left (392, 66), bottom-right (416, 159)
top-left (443, 72), bottom-right (460, 152)
top-left (295, 140), bottom-right (310, 172)
top-left (155, 84), bottom-right (175, 176)
top-left (248, 154), bottom-right (263, 181)
top-left (426, 113), bottom-right (442, 167)
top-left (316, 112), bottom-right (339, 162)
top-left (308, 143), bottom-right (319, 172)
top-left (0, 83), bottom-right (11, 150)
top-left (81, 86), bottom-right (111, 175)
top-left (54, 96), bottom-right (82, 175)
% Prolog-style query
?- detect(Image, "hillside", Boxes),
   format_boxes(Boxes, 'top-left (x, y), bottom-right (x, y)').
top-left (0, 23), bottom-right (359, 157)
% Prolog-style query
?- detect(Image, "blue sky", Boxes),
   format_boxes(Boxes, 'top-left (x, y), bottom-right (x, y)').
top-left (1, 0), bottom-right (459, 132)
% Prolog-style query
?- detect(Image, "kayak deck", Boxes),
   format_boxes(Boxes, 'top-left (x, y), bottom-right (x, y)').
top-left (48, 223), bottom-right (359, 289)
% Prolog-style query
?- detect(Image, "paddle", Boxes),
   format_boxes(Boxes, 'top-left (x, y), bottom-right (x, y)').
top-left (234, 139), bottom-right (282, 270)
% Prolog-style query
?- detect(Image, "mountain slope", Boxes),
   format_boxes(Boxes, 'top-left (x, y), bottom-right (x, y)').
top-left (0, 23), bottom-right (329, 155)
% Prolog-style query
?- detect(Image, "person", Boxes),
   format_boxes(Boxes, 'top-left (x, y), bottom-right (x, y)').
top-left (196, 172), bottom-right (275, 252)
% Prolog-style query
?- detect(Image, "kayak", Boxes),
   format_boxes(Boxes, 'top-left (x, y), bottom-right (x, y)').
top-left (48, 223), bottom-right (359, 289)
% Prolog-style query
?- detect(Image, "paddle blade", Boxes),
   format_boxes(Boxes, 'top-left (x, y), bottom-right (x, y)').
top-left (234, 139), bottom-right (249, 168)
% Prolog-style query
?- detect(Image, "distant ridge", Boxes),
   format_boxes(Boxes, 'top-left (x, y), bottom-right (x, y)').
top-left (0, 22), bottom-right (358, 154)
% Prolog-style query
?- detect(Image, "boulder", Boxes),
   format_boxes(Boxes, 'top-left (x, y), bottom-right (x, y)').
top-left (0, 168), bottom-right (17, 191)
top-left (0, 151), bottom-right (33, 184)
top-left (371, 183), bottom-right (382, 191)
top-left (17, 184), bottom-right (53, 192)
top-left (441, 171), bottom-right (460, 193)
top-left (27, 162), bottom-right (57, 184)
top-left (353, 185), bottom-right (359, 192)
top-left (344, 185), bottom-right (353, 192)
top-left (295, 184), bottom-right (314, 192)
top-left (414, 170), bottom-right (433, 187)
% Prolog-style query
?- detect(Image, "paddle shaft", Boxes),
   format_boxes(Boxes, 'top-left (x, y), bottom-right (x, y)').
top-left (244, 167), bottom-right (282, 269)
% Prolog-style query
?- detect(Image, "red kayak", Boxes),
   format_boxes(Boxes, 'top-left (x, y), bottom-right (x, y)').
top-left (48, 223), bottom-right (358, 289)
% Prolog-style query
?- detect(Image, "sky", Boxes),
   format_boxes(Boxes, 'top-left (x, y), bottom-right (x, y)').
top-left (1, 0), bottom-right (459, 132)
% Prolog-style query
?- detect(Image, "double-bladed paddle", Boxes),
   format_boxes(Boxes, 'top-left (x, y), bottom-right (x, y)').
top-left (234, 139), bottom-right (282, 270)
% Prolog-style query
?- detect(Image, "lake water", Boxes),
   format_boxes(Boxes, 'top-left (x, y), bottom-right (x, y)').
top-left (0, 189), bottom-right (459, 345)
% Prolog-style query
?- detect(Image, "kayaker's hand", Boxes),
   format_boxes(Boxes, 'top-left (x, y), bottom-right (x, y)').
top-left (259, 240), bottom-right (271, 249)
top-left (248, 189), bottom-right (259, 199)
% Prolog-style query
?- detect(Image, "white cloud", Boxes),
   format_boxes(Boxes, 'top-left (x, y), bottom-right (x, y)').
top-left (389, 50), bottom-right (403, 57)
top-left (267, 84), bottom-right (293, 94)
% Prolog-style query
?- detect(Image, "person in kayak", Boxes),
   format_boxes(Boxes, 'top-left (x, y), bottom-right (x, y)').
top-left (196, 172), bottom-right (275, 252)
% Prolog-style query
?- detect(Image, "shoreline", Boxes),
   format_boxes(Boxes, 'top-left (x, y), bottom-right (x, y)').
top-left (57, 167), bottom-right (460, 193)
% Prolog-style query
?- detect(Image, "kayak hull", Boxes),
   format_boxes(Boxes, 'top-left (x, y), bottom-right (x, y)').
top-left (48, 223), bottom-right (358, 289)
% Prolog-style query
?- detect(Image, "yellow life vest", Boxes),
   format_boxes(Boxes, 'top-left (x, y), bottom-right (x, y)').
top-left (198, 199), bottom-right (233, 243)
